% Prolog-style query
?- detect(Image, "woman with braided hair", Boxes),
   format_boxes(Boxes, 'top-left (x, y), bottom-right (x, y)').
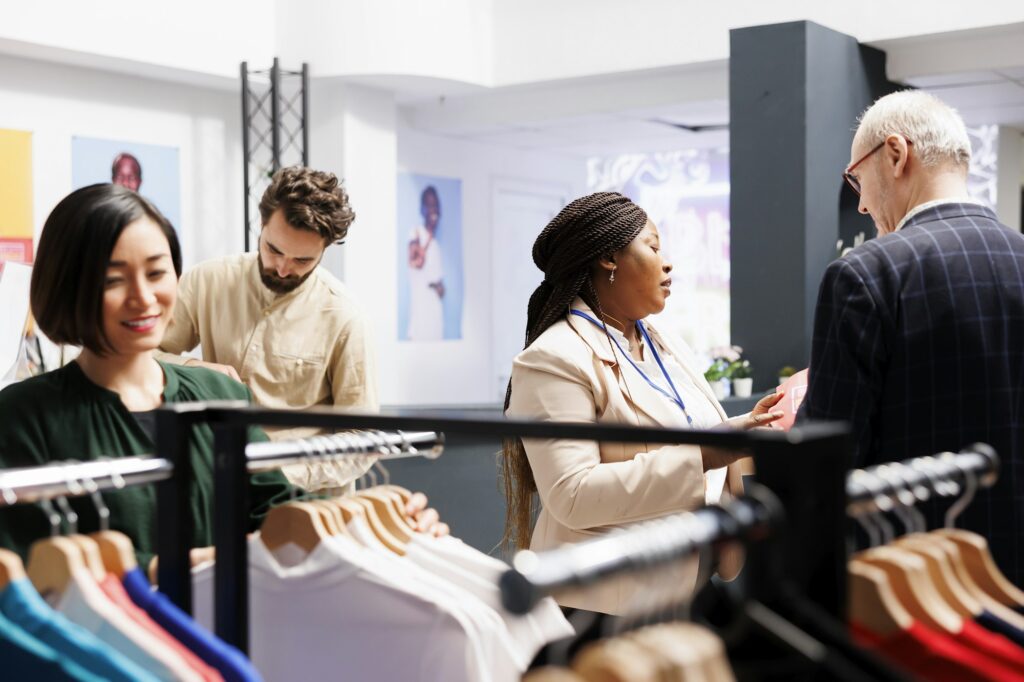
top-left (502, 192), bottom-right (784, 615)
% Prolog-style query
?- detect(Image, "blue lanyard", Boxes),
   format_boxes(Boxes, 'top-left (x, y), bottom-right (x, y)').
top-left (570, 310), bottom-right (692, 425)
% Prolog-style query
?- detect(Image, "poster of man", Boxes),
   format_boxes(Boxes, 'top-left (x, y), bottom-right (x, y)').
top-left (71, 137), bottom-right (181, 240)
top-left (397, 173), bottom-right (463, 341)
top-left (111, 152), bottom-right (142, 192)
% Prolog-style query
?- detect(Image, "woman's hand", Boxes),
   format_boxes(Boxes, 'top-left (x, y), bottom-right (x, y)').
top-left (728, 391), bottom-right (785, 430)
top-left (404, 492), bottom-right (450, 537)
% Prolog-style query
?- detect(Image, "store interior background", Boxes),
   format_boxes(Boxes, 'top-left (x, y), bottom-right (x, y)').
top-left (3, 0), bottom-right (1024, 553)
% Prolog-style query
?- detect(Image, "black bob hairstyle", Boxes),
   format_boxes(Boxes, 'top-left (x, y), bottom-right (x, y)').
top-left (30, 183), bottom-right (181, 355)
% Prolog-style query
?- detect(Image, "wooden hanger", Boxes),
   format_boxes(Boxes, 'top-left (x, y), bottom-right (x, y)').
top-left (680, 622), bottom-right (735, 682)
top-left (375, 487), bottom-right (417, 534)
top-left (522, 668), bottom-right (587, 682)
top-left (848, 560), bottom-right (913, 636)
top-left (357, 489), bottom-right (413, 542)
top-left (894, 535), bottom-right (981, 618)
top-left (521, 669), bottom-right (586, 682)
top-left (932, 533), bottom-right (1024, 629)
top-left (855, 547), bottom-right (961, 634)
top-left (330, 497), bottom-right (385, 550)
top-left (933, 529), bottom-right (1024, 608)
top-left (347, 496), bottom-right (406, 555)
top-left (67, 535), bottom-right (108, 582)
top-left (633, 623), bottom-right (716, 681)
top-left (27, 535), bottom-right (86, 599)
top-left (90, 530), bottom-right (138, 579)
top-left (310, 499), bottom-right (357, 538)
top-left (623, 628), bottom-right (680, 681)
top-left (0, 549), bottom-right (26, 590)
top-left (572, 637), bottom-right (662, 682)
top-left (259, 502), bottom-right (330, 554)
top-left (381, 484), bottom-right (413, 506)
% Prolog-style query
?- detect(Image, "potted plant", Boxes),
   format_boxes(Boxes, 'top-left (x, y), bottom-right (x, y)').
top-left (704, 359), bottom-right (730, 400)
top-left (777, 365), bottom-right (797, 387)
top-left (729, 359), bottom-right (753, 398)
top-left (705, 345), bottom-right (742, 401)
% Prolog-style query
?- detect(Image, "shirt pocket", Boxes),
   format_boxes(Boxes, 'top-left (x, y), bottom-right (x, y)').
top-left (268, 351), bottom-right (326, 391)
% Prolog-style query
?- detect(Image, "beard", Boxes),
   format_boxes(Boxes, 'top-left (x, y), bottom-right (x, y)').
top-left (257, 252), bottom-right (317, 294)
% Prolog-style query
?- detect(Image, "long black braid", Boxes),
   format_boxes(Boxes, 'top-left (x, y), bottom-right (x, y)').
top-left (500, 191), bottom-right (648, 550)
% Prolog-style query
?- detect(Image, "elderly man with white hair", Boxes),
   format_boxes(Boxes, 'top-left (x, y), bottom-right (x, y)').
top-left (800, 90), bottom-right (1024, 585)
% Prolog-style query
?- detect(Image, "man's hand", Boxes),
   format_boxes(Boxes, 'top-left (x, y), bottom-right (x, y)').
top-left (404, 491), bottom-right (449, 537)
top-left (185, 358), bottom-right (242, 382)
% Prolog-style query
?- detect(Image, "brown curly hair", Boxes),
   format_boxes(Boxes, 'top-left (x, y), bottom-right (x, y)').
top-left (259, 166), bottom-right (356, 243)
top-left (501, 191), bottom-right (648, 550)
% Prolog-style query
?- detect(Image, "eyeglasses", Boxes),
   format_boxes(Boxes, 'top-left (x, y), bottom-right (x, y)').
top-left (842, 138), bottom-right (913, 195)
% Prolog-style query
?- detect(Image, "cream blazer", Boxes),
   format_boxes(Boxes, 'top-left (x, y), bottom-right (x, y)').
top-left (507, 301), bottom-right (744, 614)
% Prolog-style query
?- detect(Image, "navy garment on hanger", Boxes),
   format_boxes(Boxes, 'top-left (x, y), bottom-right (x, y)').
top-left (123, 567), bottom-right (263, 682)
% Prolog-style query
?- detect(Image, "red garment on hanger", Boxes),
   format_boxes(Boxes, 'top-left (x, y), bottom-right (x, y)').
top-left (956, 620), bottom-right (1024, 675)
top-left (851, 620), bottom-right (1024, 681)
top-left (98, 574), bottom-right (223, 682)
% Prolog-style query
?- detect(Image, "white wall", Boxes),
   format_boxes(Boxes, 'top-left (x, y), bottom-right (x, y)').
top-left (0, 53), bottom-right (243, 268)
top-left (388, 128), bottom-right (585, 406)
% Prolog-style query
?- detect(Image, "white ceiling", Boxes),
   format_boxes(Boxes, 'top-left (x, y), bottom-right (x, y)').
top-left (405, 24), bottom-right (1024, 160)
top-left (904, 69), bottom-right (1024, 127)
top-left (445, 100), bottom-right (730, 159)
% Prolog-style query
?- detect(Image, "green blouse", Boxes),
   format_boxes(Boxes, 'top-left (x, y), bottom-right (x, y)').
top-left (0, 361), bottom-right (297, 569)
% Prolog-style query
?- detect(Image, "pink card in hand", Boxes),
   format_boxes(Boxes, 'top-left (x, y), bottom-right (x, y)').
top-left (773, 368), bottom-right (808, 432)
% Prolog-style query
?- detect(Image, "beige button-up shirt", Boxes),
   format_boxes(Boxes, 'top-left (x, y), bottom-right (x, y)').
top-left (159, 252), bottom-right (379, 491)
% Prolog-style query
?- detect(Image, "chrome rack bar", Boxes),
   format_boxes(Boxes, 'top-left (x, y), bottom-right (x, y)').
top-left (0, 457), bottom-right (173, 506)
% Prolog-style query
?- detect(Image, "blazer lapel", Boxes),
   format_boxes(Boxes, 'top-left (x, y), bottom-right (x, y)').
top-left (567, 301), bottom-right (694, 427)
top-left (646, 324), bottom-right (729, 423)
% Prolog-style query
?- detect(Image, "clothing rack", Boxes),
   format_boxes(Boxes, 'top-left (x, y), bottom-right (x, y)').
top-left (499, 486), bottom-right (781, 615)
top-left (845, 444), bottom-right (999, 518)
top-left (152, 400), bottom-right (854, 655)
top-left (0, 456), bottom-right (174, 506)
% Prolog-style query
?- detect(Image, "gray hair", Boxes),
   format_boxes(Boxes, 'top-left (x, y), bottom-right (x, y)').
top-left (855, 90), bottom-right (971, 169)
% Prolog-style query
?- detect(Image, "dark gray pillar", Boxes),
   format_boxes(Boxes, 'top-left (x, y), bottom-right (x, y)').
top-left (730, 21), bottom-right (900, 389)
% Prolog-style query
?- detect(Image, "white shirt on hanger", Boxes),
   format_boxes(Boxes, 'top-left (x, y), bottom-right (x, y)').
top-left (340, 516), bottom-right (523, 679)
top-left (426, 535), bottom-right (576, 646)
top-left (192, 535), bottom-right (484, 682)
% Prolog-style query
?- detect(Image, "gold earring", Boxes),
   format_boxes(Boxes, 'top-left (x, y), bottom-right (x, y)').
top-left (609, 269), bottom-right (616, 284)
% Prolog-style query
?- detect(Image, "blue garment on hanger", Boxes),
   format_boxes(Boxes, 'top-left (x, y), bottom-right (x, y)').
top-left (0, 578), bottom-right (157, 682)
top-left (0, 606), bottom-right (103, 681)
top-left (122, 567), bottom-right (263, 682)
top-left (977, 610), bottom-right (1024, 647)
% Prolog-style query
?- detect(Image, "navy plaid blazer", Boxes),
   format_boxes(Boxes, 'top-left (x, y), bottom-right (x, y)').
top-left (799, 202), bottom-right (1024, 585)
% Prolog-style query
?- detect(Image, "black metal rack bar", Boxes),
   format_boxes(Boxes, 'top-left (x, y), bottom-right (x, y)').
top-left (213, 423), bottom-right (251, 653)
top-left (155, 405), bottom-right (200, 614)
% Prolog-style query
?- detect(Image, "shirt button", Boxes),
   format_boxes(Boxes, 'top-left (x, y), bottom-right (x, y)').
top-left (296, 359), bottom-right (304, 366)
top-left (262, 309), bottom-right (270, 317)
